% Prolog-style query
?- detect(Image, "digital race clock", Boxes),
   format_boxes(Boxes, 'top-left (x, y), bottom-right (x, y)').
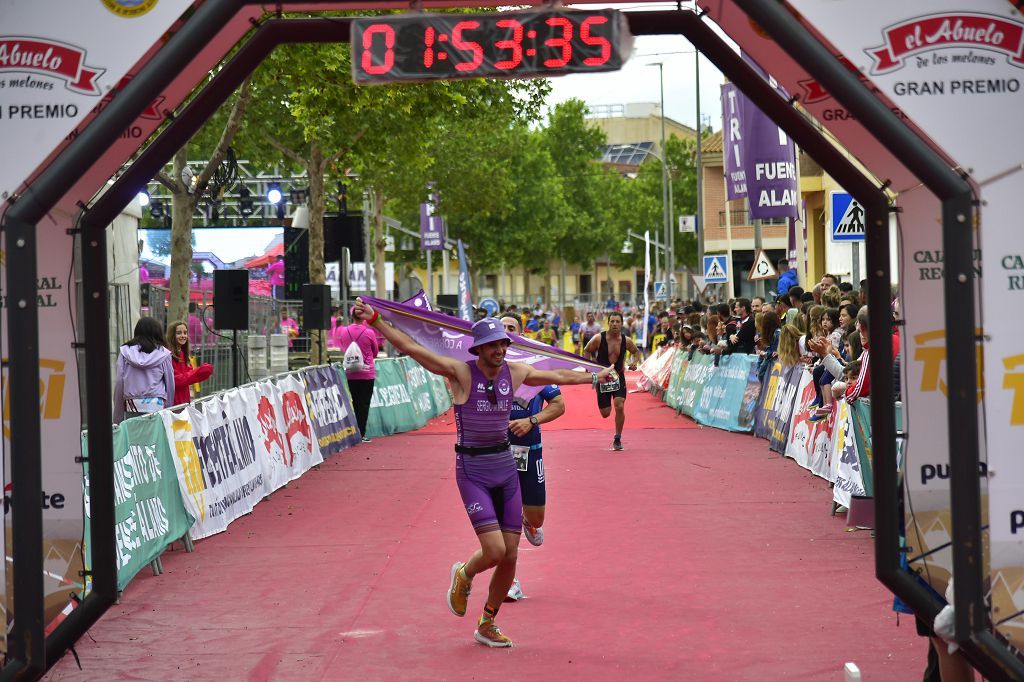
top-left (351, 9), bottom-right (633, 84)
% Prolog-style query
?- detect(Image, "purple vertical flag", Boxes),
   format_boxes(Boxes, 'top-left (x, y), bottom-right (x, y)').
top-left (419, 199), bottom-right (444, 251)
top-left (456, 239), bottom-right (473, 321)
top-left (742, 101), bottom-right (799, 220)
top-left (722, 82), bottom-right (747, 201)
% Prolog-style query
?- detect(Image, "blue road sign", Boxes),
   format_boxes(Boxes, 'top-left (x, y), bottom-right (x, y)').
top-left (830, 191), bottom-right (865, 242)
top-left (478, 297), bottom-right (499, 316)
top-left (703, 255), bottom-right (729, 284)
top-left (654, 281), bottom-right (666, 300)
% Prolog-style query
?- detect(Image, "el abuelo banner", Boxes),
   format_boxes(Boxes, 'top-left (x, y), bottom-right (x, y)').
top-left (0, 0), bottom-right (193, 204)
top-left (789, 0), bottom-right (1024, 181)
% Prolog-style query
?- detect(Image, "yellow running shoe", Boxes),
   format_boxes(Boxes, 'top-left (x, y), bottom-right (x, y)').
top-left (474, 619), bottom-right (513, 648)
top-left (447, 562), bottom-right (471, 617)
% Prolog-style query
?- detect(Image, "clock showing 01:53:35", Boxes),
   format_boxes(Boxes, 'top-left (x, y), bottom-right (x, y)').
top-left (351, 9), bottom-right (634, 84)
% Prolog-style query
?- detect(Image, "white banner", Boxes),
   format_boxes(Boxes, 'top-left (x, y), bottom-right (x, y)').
top-left (784, 370), bottom-right (833, 479)
top-left (896, 186), bottom-right (969, 594)
top-left (0, 0), bottom-right (194, 204)
top-left (162, 392), bottom-right (265, 541)
top-left (267, 374), bottom-right (324, 482)
top-left (980, 171), bottom-right (1024, 647)
top-left (789, 0), bottom-right (1024, 182)
top-left (829, 400), bottom-right (866, 509)
top-left (1, 230), bottom-right (85, 645)
top-left (162, 375), bottom-right (324, 540)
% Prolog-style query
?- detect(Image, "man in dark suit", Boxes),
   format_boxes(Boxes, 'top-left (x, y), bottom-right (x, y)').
top-left (727, 298), bottom-right (756, 355)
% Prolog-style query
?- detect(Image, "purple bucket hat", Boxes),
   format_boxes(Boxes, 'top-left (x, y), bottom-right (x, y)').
top-left (469, 318), bottom-right (511, 355)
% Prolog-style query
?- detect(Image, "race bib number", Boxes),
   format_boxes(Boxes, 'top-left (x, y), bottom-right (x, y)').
top-left (511, 445), bottom-right (530, 472)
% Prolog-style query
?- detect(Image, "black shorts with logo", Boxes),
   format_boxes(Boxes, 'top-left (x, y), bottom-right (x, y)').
top-left (514, 446), bottom-right (546, 507)
top-left (596, 381), bottom-right (627, 409)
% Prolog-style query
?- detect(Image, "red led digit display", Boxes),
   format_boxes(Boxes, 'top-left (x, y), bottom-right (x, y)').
top-left (352, 9), bottom-right (632, 85)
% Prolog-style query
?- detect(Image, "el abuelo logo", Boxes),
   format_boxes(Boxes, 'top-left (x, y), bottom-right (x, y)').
top-left (868, 13), bottom-right (1024, 74)
top-left (0, 37), bottom-right (104, 94)
top-left (101, 0), bottom-right (159, 18)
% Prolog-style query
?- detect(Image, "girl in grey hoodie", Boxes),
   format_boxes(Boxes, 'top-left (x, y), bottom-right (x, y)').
top-left (113, 317), bottom-right (175, 423)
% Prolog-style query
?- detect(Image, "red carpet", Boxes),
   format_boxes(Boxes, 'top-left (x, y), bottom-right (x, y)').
top-left (46, 381), bottom-right (923, 681)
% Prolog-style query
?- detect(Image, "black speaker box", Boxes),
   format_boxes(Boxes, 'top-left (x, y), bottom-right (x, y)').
top-left (436, 294), bottom-right (458, 313)
top-left (303, 284), bottom-right (331, 330)
top-left (213, 269), bottom-right (249, 330)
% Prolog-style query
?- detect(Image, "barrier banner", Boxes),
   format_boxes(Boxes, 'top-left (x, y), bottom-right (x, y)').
top-left (752, 360), bottom-right (782, 439)
top-left (301, 366), bottom-right (360, 458)
top-left (829, 400), bottom-right (866, 509)
top-left (694, 354), bottom-right (758, 432)
top-left (763, 364), bottom-right (804, 453)
top-left (665, 352), bottom-right (689, 411)
top-left (366, 360), bottom-right (422, 437)
top-left (264, 374), bottom-right (324, 484)
top-left (162, 392), bottom-right (265, 541)
top-left (678, 353), bottom-right (715, 417)
top-left (785, 370), bottom-right (833, 478)
top-left (737, 359), bottom-right (764, 431)
top-left (84, 414), bottom-right (194, 591)
top-left (399, 357), bottom-right (441, 426)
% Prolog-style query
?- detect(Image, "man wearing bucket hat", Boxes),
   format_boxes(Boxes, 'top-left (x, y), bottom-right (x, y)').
top-left (352, 297), bottom-right (615, 648)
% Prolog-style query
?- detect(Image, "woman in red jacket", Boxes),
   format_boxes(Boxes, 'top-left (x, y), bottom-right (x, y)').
top-left (166, 320), bottom-right (214, 407)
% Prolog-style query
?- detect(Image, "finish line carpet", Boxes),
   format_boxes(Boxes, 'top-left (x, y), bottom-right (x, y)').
top-left (46, 377), bottom-right (923, 680)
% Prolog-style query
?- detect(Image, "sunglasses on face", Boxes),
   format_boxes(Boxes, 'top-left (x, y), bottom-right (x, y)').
top-left (485, 380), bottom-right (497, 405)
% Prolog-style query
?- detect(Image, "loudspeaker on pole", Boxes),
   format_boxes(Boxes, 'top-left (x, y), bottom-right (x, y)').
top-left (213, 269), bottom-right (249, 330)
top-left (303, 283), bottom-right (331, 330)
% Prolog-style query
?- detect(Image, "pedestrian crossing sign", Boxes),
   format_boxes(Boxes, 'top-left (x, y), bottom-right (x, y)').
top-left (654, 281), bottom-right (667, 300)
top-left (830, 191), bottom-right (866, 242)
top-left (703, 255), bottom-right (728, 284)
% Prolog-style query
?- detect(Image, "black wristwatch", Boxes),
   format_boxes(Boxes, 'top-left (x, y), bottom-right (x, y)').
top-left (529, 416), bottom-right (539, 426)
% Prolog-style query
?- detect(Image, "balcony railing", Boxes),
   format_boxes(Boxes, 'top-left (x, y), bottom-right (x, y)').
top-left (717, 209), bottom-right (788, 226)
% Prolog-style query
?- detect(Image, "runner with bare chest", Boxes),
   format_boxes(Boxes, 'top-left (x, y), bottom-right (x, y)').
top-left (583, 312), bottom-right (640, 451)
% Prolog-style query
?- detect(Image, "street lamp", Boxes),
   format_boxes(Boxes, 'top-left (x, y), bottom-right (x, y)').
top-left (647, 61), bottom-right (672, 298)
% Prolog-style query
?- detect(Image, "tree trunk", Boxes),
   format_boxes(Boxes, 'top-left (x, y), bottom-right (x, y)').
top-left (168, 147), bottom-right (196, 325)
top-left (374, 188), bottom-right (386, 298)
top-left (307, 142), bottom-right (326, 364)
top-left (522, 266), bottom-right (530, 308)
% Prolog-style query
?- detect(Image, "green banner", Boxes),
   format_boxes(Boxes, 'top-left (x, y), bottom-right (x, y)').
top-left (678, 352), bottom-right (715, 417)
top-left (848, 399), bottom-right (902, 499)
top-left (84, 413), bottom-right (195, 592)
top-left (664, 351), bottom-right (689, 410)
top-left (365, 358), bottom-right (450, 438)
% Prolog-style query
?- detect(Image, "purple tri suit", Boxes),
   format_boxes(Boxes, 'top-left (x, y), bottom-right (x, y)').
top-left (453, 361), bottom-right (522, 536)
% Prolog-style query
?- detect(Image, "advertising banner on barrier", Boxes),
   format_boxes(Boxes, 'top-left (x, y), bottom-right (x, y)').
top-left (263, 374), bottom-right (324, 487)
top-left (664, 352), bottom-right (689, 411)
top-left (678, 353), bottom-right (715, 417)
top-left (829, 400), bottom-right (866, 509)
top-left (785, 370), bottom-right (833, 478)
top-left (366, 360), bottom-right (421, 437)
top-left (162, 392), bottom-right (265, 541)
top-left (84, 414), bottom-right (194, 592)
top-left (694, 354), bottom-right (759, 432)
top-left (762, 364), bottom-right (804, 453)
top-left (399, 357), bottom-right (440, 426)
top-left (301, 366), bottom-right (360, 459)
top-left (738, 360), bottom-right (764, 432)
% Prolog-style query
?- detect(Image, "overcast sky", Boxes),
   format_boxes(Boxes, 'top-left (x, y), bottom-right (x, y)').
top-left (545, 2), bottom-right (728, 131)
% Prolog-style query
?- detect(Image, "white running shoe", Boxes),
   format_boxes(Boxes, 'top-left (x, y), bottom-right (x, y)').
top-left (523, 523), bottom-right (544, 547)
top-left (505, 577), bottom-right (526, 602)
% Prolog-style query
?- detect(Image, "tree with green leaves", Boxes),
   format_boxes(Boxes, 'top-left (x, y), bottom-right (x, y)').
top-left (154, 78), bottom-right (253, 325)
